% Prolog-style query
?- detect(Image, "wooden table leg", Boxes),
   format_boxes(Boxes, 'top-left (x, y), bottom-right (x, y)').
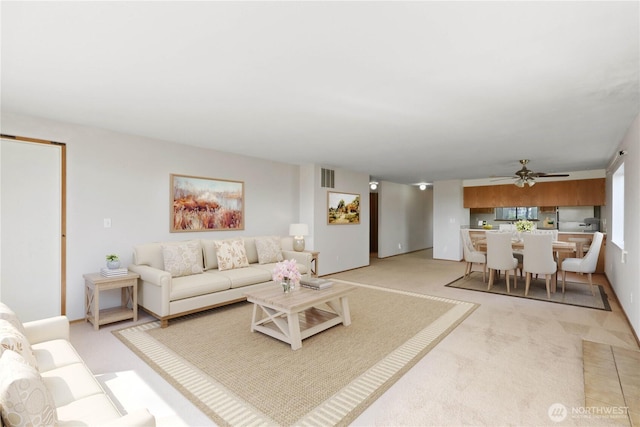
top-left (93, 286), bottom-right (100, 330)
top-left (340, 297), bottom-right (351, 326)
top-left (287, 312), bottom-right (302, 350)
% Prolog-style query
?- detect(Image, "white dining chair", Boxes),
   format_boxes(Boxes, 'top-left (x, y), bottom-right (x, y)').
top-left (533, 229), bottom-right (560, 268)
top-left (486, 231), bottom-right (519, 293)
top-left (523, 233), bottom-right (557, 299)
top-left (561, 232), bottom-right (604, 296)
top-left (461, 229), bottom-right (486, 282)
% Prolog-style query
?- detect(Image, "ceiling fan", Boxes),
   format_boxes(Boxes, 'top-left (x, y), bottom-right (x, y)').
top-left (497, 159), bottom-right (570, 187)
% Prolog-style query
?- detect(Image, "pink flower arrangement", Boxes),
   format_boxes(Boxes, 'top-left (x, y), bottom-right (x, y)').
top-left (272, 259), bottom-right (301, 286)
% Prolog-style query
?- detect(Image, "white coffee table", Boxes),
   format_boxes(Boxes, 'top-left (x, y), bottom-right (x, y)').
top-left (245, 282), bottom-right (354, 350)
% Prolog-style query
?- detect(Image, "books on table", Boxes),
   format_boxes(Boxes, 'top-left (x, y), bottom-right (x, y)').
top-left (300, 278), bottom-right (333, 290)
top-left (100, 267), bottom-right (128, 277)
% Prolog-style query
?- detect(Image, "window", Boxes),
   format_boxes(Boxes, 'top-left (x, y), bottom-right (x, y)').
top-left (611, 162), bottom-right (624, 248)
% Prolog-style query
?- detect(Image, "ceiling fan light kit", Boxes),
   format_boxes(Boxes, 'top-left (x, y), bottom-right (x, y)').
top-left (510, 159), bottom-right (568, 188)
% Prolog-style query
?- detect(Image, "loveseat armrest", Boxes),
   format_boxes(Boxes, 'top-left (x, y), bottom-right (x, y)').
top-left (103, 409), bottom-right (156, 427)
top-left (282, 250), bottom-right (312, 275)
top-left (128, 264), bottom-right (171, 287)
top-left (23, 315), bottom-right (69, 344)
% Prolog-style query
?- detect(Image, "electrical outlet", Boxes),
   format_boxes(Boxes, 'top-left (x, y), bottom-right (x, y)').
top-left (398, 243), bottom-right (402, 249)
top-left (103, 218), bottom-right (111, 228)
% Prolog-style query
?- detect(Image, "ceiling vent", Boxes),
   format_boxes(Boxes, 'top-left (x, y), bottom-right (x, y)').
top-left (321, 168), bottom-right (335, 188)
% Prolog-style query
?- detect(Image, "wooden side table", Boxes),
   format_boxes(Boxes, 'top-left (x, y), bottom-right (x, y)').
top-left (305, 251), bottom-right (319, 277)
top-left (83, 272), bottom-right (139, 330)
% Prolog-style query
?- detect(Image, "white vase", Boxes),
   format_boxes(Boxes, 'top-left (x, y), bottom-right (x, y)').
top-left (107, 260), bottom-right (121, 270)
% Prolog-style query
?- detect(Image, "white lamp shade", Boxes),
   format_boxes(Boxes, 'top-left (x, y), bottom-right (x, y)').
top-left (289, 223), bottom-right (308, 237)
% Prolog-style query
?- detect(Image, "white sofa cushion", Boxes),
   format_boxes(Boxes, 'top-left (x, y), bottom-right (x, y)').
top-left (0, 320), bottom-right (38, 370)
top-left (31, 339), bottom-right (84, 373)
top-left (218, 267), bottom-right (273, 289)
top-left (132, 242), bottom-right (165, 270)
top-left (161, 240), bottom-right (203, 277)
top-left (253, 261), bottom-right (309, 276)
top-left (214, 239), bottom-right (249, 271)
top-left (170, 272), bottom-right (231, 300)
top-left (41, 363), bottom-right (105, 408)
top-left (201, 239), bottom-right (219, 270)
top-left (55, 394), bottom-right (122, 426)
top-left (242, 237), bottom-right (259, 264)
top-left (0, 349), bottom-right (58, 427)
top-left (255, 236), bottom-right (284, 264)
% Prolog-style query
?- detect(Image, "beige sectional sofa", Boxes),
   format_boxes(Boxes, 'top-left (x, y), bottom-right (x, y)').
top-left (129, 236), bottom-right (311, 328)
top-left (0, 303), bottom-right (155, 426)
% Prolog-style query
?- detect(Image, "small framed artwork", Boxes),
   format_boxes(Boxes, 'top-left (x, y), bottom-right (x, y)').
top-left (170, 174), bottom-right (244, 232)
top-left (328, 191), bottom-right (360, 225)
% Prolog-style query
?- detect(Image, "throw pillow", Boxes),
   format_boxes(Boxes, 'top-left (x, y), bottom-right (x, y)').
top-left (0, 350), bottom-right (58, 427)
top-left (214, 239), bottom-right (249, 271)
top-left (0, 320), bottom-right (38, 370)
top-left (161, 241), bottom-right (204, 278)
top-left (0, 302), bottom-right (26, 335)
top-left (255, 236), bottom-right (284, 264)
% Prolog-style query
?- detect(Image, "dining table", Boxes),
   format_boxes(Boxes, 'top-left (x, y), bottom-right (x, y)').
top-left (473, 237), bottom-right (577, 293)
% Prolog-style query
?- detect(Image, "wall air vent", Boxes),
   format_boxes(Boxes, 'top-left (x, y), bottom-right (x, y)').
top-left (321, 168), bottom-right (335, 188)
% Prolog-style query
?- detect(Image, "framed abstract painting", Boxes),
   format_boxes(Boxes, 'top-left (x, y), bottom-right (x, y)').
top-left (170, 174), bottom-right (244, 232)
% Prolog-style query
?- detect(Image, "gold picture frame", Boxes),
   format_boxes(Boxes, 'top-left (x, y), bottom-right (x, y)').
top-left (170, 174), bottom-right (244, 232)
top-left (328, 191), bottom-right (360, 225)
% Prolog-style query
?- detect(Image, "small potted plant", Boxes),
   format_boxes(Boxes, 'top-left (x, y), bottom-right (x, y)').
top-left (106, 254), bottom-right (120, 270)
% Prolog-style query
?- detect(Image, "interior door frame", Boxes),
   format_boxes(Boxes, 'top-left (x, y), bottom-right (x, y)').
top-left (1, 134), bottom-right (67, 314)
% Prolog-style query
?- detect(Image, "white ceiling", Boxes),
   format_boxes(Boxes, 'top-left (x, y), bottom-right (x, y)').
top-left (2, 1), bottom-right (638, 184)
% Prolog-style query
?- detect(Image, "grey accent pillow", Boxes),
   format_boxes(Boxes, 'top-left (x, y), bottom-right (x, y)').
top-left (255, 237), bottom-right (284, 264)
top-left (161, 240), bottom-right (204, 277)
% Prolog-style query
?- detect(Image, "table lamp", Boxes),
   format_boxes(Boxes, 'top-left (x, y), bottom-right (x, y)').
top-left (289, 223), bottom-right (309, 252)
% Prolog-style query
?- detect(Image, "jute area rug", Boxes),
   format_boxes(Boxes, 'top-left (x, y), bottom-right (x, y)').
top-left (446, 272), bottom-right (611, 311)
top-left (114, 280), bottom-right (477, 426)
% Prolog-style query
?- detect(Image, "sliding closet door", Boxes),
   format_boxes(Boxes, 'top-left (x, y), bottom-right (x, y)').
top-left (1, 137), bottom-right (63, 321)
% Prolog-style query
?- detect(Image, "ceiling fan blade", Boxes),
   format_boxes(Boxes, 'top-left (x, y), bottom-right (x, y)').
top-left (532, 173), bottom-right (570, 178)
top-left (490, 177), bottom-right (517, 182)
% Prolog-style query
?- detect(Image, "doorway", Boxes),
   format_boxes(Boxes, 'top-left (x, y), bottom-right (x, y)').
top-left (1, 135), bottom-right (66, 321)
top-left (369, 192), bottom-right (378, 254)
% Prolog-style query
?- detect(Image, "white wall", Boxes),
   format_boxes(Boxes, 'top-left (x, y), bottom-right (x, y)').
top-left (311, 166), bottom-right (370, 275)
top-left (433, 180), bottom-right (466, 261)
top-left (605, 114), bottom-right (639, 339)
top-left (1, 112), bottom-right (304, 321)
top-left (377, 181), bottom-right (432, 258)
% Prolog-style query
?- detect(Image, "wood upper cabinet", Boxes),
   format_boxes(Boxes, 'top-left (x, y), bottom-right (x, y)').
top-left (470, 207), bottom-right (494, 214)
top-left (463, 178), bottom-right (605, 208)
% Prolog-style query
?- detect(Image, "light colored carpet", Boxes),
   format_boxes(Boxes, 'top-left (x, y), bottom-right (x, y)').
top-left (113, 281), bottom-right (477, 426)
top-left (446, 272), bottom-right (611, 311)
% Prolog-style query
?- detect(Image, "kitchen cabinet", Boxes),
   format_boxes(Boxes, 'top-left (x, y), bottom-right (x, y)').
top-left (470, 207), bottom-right (494, 214)
top-left (463, 178), bottom-right (604, 208)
